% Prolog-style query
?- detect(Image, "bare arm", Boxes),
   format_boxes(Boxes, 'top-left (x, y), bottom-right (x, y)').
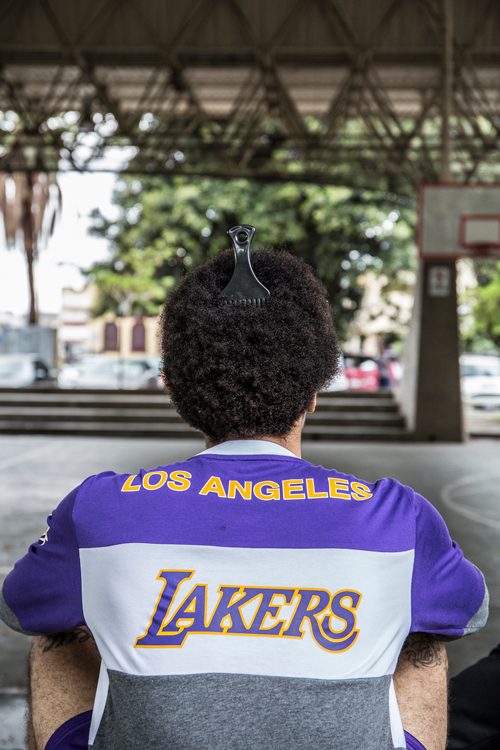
top-left (28, 627), bottom-right (101, 750)
top-left (393, 633), bottom-right (448, 750)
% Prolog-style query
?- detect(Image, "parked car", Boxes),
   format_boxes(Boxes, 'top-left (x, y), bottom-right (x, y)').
top-left (321, 354), bottom-right (349, 392)
top-left (58, 357), bottom-right (158, 390)
top-left (0, 353), bottom-right (55, 388)
top-left (343, 355), bottom-right (380, 392)
top-left (136, 356), bottom-right (163, 389)
top-left (460, 353), bottom-right (500, 409)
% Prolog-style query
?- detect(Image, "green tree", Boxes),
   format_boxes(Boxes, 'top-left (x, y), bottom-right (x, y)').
top-left (86, 176), bottom-right (416, 340)
top-left (475, 276), bottom-right (500, 350)
top-left (458, 258), bottom-right (500, 353)
top-left (464, 260), bottom-right (500, 351)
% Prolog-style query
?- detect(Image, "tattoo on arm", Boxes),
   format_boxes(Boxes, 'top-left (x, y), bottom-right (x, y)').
top-left (401, 633), bottom-right (442, 668)
top-left (41, 627), bottom-right (98, 653)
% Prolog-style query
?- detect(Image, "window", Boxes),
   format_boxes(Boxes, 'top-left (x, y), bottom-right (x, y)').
top-left (131, 320), bottom-right (146, 352)
top-left (104, 322), bottom-right (119, 351)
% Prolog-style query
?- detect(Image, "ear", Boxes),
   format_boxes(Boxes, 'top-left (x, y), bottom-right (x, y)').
top-left (306, 393), bottom-right (317, 413)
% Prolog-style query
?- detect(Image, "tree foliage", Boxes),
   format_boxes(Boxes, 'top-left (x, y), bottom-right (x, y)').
top-left (460, 259), bottom-right (500, 352)
top-left (86, 176), bottom-right (416, 340)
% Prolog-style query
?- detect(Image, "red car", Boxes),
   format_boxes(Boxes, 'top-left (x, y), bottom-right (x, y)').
top-left (343, 356), bottom-right (381, 392)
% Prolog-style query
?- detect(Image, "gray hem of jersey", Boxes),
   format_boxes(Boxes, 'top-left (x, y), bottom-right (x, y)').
top-left (431, 567), bottom-right (489, 641)
top-left (0, 580), bottom-right (41, 636)
top-left (464, 567), bottom-right (489, 636)
top-left (91, 671), bottom-right (396, 750)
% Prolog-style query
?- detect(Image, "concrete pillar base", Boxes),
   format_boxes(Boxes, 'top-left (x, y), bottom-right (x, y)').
top-left (398, 259), bottom-right (464, 442)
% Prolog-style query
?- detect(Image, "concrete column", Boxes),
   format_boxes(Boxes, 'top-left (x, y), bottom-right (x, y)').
top-left (418, 261), bottom-right (463, 439)
top-left (397, 0), bottom-right (463, 441)
top-left (399, 261), bottom-right (464, 441)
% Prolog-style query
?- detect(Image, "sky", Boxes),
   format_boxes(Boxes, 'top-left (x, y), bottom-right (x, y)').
top-left (0, 171), bottom-right (117, 319)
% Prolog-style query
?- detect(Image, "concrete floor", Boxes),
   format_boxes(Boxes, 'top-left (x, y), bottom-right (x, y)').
top-left (1, 435), bottom-right (500, 748)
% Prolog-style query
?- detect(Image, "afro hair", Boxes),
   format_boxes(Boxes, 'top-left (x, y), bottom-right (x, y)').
top-left (159, 247), bottom-right (341, 442)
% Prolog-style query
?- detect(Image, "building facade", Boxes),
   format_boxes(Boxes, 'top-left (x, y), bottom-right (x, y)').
top-left (58, 284), bottom-right (159, 362)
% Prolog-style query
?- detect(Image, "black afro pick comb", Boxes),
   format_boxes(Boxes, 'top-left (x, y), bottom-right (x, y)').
top-left (220, 225), bottom-right (270, 306)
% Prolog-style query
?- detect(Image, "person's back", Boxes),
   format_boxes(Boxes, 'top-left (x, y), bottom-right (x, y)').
top-left (0, 239), bottom-right (488, 750)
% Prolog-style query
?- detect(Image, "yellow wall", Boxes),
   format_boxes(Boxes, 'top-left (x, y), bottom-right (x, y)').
top-left (89, 315), bottom-right (159, 357)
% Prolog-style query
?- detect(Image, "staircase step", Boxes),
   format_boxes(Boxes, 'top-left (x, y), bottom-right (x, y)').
top-left (306, 412), bottom-right (405, 427)
top-left (0, 406), bottom-right (182, 422)
top-left (0, 391), bottom-right (170, 408)
top-left (302, 424), bottom-right (410, 440)
top-left (0, 420), bottom-right (202, 438)
top-left (315, 397), bottom-right (398, 412)
top-left (319, 390), bottom-right (393, 398)
top-left (0, 419), bottom-right (409, 440)
top-left (0, 387), bottom-right (166, 397)
top-left (0, 388), bottom-right (410, 441)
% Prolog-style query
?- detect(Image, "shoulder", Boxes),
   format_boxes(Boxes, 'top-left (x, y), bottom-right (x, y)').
top-left (74, 459), bottom-right (196, 503)
top-left (304, 461), bottom-right (413, 505)
top-left (71, 461), bottom-right (195, 547)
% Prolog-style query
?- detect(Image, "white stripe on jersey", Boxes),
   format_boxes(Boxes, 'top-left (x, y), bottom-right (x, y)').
top-left (80, 543), bottom-right (413, 681)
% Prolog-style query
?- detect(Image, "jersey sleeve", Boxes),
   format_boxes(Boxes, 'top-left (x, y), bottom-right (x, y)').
top-left (409, 487), bottom-right (488, 639)
top-left (0, 484), bottom-right (86, 635)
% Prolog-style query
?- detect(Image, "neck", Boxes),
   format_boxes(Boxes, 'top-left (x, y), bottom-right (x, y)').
top-left (205, 418), bottom-right (304, 458)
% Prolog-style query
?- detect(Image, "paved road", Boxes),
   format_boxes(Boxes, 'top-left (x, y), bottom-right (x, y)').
top-left (1, 435), bottom-right (499, 748)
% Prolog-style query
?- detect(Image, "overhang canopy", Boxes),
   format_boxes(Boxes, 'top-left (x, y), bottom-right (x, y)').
top-left (1, 0), bottom-right (499, 187)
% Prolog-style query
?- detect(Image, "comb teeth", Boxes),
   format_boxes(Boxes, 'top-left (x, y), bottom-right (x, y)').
top-left (223, 298), bottom-right (269, 307)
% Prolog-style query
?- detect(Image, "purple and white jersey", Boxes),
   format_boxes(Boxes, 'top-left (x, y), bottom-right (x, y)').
top-left (0, 440), bottom-right (488, 750)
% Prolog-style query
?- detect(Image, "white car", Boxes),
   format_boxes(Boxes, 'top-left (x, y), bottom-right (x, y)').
top-left (0, 353), bottom-right (55, 388)
top-left (58, 357), bottom-right (158, 390)
top-left (460, 354), bottom-right (500, 409)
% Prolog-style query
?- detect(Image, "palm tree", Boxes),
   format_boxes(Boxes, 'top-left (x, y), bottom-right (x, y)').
top-left (0, 171), bottom-right (61, 324)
